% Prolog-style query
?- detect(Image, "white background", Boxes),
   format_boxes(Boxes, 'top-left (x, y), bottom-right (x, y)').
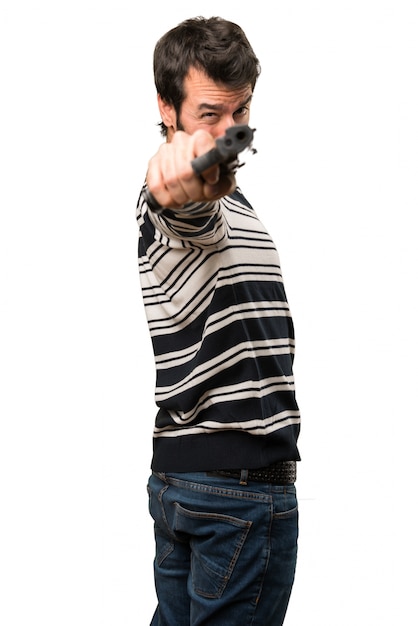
top-left (1, 1), bottom-right (417, 624)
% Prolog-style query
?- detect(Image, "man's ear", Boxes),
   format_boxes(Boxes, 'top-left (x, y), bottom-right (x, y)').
top-left (157, 94), bottom-right (177, 130)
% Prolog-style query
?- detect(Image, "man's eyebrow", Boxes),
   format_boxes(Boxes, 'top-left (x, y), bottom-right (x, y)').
top-left (197, 95), bottom-right (253, 111)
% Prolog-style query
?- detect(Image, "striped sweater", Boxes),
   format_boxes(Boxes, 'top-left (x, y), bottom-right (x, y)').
top-left (136, 185), bottom-right (301, 472)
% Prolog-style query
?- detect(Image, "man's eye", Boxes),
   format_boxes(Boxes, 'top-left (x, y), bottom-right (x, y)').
top-left (200, 112), bottom-right (219, 124)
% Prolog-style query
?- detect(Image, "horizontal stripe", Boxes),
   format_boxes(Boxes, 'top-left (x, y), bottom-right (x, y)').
top-left (163, 376), bottom-right (297, 424)
top-left (154, 339), bottom-right (295, 400)
top-left (154, 411), bottom-right (301, 438)
top-left (154, 303), bottom-right (293, 367)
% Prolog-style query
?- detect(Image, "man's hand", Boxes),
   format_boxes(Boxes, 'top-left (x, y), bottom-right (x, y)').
top-left (145, 130), bottom-right (237, 211)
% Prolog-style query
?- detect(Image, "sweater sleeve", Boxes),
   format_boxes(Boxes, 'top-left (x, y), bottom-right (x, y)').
top-left (137, 183), bottom-right (227, 248)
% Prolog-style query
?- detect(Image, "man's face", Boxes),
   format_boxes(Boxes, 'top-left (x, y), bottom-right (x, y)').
top-left (160, 66), bottom-right (253, 141)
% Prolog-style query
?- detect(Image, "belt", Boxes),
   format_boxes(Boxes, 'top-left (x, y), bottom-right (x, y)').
top-left (208, 460), bottom-right (297, 485)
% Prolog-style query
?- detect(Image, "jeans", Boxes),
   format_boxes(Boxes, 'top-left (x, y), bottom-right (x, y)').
top-left (147, 470), bottom-right (298, 625)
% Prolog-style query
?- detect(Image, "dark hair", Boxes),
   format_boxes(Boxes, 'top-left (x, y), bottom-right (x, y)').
top-left (153, 16), bottom-right (261, 136)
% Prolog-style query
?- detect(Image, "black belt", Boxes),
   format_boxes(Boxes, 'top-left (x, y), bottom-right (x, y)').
top-left (208, 460), bottom-right (297, 485)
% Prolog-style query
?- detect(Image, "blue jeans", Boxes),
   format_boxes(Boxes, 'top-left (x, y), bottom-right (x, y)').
top-left (147, 470), bottom-right (298, 625)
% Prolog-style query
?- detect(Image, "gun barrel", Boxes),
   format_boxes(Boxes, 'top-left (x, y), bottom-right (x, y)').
top-left (191, 125), bottom-right (254, 175)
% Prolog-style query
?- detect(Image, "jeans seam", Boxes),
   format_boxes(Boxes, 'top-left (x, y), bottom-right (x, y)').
top-left (248, 499), bottom-right (273, 625)
top-left (163, 476), bottom-right (273, 503)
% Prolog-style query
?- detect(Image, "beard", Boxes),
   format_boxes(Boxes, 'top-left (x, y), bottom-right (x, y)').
top-left (175, 115), bottom-right (185, 132)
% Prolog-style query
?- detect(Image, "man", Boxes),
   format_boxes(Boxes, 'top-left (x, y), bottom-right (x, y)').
top-left (136, 16), bottom-right (301, 625)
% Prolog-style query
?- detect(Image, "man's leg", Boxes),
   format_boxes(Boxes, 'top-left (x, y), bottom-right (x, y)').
top-left (148, 473), bottom-right (191, 626)
top-left (147, 471), bottom-right (298, 626)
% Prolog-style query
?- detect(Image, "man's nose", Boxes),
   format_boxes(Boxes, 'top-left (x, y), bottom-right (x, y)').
top-left (214, 117), bottom-right (236, 139)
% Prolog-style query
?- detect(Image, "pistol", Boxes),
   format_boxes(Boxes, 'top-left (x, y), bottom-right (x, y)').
top-left (143, 125), bottom-right (256, 213)
top-left (191, 124), bottom-right (256, 175)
